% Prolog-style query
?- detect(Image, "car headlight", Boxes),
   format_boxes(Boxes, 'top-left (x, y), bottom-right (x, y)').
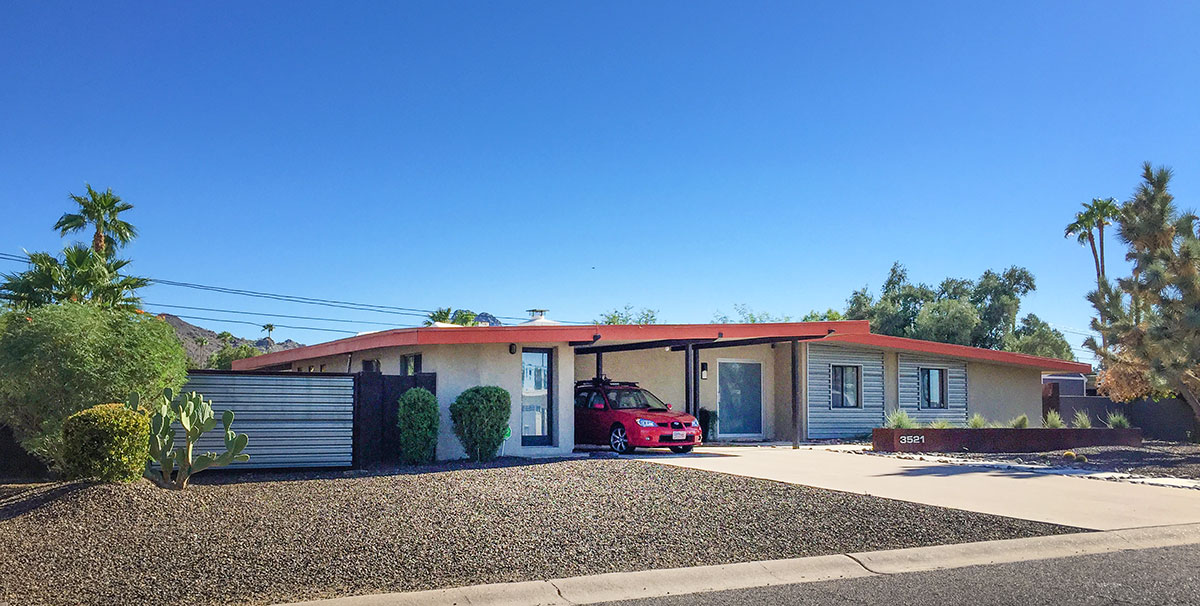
top-left (691, 418), bottom-right (700, 427)
top-left (636, 418), bottom-right (658, 428)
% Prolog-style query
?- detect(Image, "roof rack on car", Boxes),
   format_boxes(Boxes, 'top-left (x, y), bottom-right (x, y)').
top-left (574, 376), bottom-right (639, 387)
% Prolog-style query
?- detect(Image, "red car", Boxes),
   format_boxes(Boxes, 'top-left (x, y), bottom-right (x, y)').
top-left (574, 379), bottom-right (701, 454)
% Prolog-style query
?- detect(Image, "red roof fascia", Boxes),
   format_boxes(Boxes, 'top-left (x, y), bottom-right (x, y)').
top-left (233, 320), bottom-right (871, 370)
top-left (818, 333), bottom-right (1091, 373)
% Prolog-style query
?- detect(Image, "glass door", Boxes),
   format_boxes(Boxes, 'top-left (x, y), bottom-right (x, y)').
top-left (521, 348), bottom-right (553, 446)
top-left (717, 361), bottom-right (763, 437)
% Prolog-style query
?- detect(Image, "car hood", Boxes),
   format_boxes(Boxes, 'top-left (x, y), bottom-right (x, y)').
top-left (625, 409), bottom-right (696, 423)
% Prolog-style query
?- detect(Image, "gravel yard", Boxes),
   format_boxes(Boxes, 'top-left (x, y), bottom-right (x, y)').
top-left (1, 457), bottom-right (1079, 606)
top-left (927, 441), bottom-right (1200, 480)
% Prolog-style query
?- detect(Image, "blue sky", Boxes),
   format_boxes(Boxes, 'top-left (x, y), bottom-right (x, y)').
top-left (2, 2), bottom-right (1199, 358)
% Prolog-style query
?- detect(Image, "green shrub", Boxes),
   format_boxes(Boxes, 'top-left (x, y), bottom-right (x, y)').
top-left (967, 413), bottom-right (989, 429)
top-left (1072, 410), bottom-right (1093, 429)
top-left (0, 303), bottom-right (188, 467)
top-left (1008, 414), bottom-right (1029, 429)
top-left (449, 386), bottom-right (511, 462)
top-left (925, 419), bottom-right (954, 429)
top-left (61, 403), bottom-right (150, 483)
top-left (698, 408), bottom-right (717, 442)
top-left (397, 387), bottom-right (439, 464)
top-left (1074, 454), bottom-right (1088, 463)
top-left (1105, 411), bottom-right (1132, 429)
top-left (1063, 450), bottom-right (1076, 459)
top-left (1043, 409), bottom-right (1065, 429)
top-left (207, 344), bottom-right (260, 370)
top-left (884, 410), bottom-right (918, 429)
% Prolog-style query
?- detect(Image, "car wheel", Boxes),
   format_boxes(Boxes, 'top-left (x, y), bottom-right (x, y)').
top-left (669, 445), bottom-right (694, 454)
top-left (610, 425), bottom-right (634, 454)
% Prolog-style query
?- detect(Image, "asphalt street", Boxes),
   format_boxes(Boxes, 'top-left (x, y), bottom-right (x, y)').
top-left (599, 543), bottom-right (1200, 606)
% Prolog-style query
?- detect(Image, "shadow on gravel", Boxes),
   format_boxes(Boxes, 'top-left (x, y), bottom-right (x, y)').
top-left (0, 482), bottom-right (88, 521)
top-left (189, 456), bottom-right (578, 486)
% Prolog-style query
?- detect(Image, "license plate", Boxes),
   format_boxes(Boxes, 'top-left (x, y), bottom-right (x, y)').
top-left (672, 431), bottom-right (686, 441)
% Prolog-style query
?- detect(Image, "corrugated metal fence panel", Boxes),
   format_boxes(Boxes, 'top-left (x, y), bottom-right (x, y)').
top-left (897, 354), bottom-right (968, 425)
top-left (807, 344), bottom-right (885, 439)
top-left (179, 373), bottom-right (355, 469)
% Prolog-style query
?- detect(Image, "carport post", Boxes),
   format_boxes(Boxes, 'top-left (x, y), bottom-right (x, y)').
top-left (791, 338), bottom-right (800, 449)
top-left (684, 343), bottom-right (695, 415)
top-left (596, 352), bottom-right (603, 379)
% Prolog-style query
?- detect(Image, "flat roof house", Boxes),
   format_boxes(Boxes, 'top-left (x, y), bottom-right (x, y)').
top-left (234, 320), bottom-right (1090, 460)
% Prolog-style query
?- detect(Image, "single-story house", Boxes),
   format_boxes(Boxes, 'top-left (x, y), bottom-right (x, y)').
top-left (234, 319), bottom-right (1090, 459)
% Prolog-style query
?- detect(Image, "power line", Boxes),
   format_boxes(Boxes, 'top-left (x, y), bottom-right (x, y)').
top-left (145, 302), bottom-right (413, 328)
top-left (158, 313), bottom-right (359, 335)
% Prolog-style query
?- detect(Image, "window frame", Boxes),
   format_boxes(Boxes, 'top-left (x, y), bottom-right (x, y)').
top-left (830, 363), bottom-right (864, 409)
top-left (919, 367), bottom-right (950, 409)
top-left (400, 353), bottom-right (423, 376)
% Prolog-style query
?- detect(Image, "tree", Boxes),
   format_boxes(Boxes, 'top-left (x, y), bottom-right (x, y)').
top-left (909, 299), bottom-right (980, 345)
top-left (713, 304), bottom-right (790, 323)
top-left (261, 323), bottom-right (275, 340)
top-left (1004, 314), bottom-right (1075, 361)
top-left (801, 308), bottom-right (843, 321)
top-left (216, 331), bottom-right (234, 345)
top-left (1066, 197), bottom-right (1121, 349)
top-left (0, 303), bottom-right (188, 466)
top-left (842, 262), bottom-right (1040, 350)
top-left (53, 184), bottom-right (137, 255)
top-left (596, 305), bottom-right (658, 325)
top-left (1088, 163), bottom-right (1200, 429)
top-left (0, 245), bottom-right (147, 312)
top-left (208, 343), bottom-right (261, 370)
top-left (194, 337), bottom-right (209, 347)
top-left (424, 307), bottom-right (478, 326)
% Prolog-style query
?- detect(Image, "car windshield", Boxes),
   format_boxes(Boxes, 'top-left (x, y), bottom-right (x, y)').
top-left (606, 388), bottom-right (669, 410)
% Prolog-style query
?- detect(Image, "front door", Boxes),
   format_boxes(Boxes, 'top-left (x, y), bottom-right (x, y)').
top-left (521, 348), bottom-right (553, 446)
top-left (717, 361), bottom-right (763, 437)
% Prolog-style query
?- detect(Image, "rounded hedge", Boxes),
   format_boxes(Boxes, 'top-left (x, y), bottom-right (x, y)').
top-left (0, 303), bottom-right (187, 467)
top-left (61, 403), bottom-right (150, 483)
top-left (449, 386), bottom-right (511, 462)
top-left (396, 387), bottom-right (439, 464)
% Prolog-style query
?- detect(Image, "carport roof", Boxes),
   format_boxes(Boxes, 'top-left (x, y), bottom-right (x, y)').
top-left (232, 319), bottom-right (1091, 373)
top-left (234, 321), bottom-right (868, 370)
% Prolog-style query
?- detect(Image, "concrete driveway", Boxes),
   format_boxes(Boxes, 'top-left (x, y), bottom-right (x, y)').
top-left (634, 446), bottom-right (1200, 530)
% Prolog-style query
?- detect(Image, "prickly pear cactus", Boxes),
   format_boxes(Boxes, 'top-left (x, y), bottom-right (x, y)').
top-left (141, 388), bottom-right (249, 489)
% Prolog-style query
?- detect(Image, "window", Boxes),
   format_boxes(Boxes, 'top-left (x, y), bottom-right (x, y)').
top-left (319, 364), bottom-right (326, 372)
top-left (400, 353), bottom-right (422, 376)
top-left (361, 359), bottom-right (381, 373)
top-left (920, 368), bottom-right (948, 409)
top-left (831, 365), bottom-right (861, 408)
top-left (606, 388), bottom-right (669, 410)
top-left (521, 348), bottom-right (553, 446)
top-left (575, 389), bottom-right (593, 409)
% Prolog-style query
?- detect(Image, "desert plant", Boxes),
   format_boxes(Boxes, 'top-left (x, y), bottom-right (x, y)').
top-left (1043, 409), bottom-right (1066, 429)
top-left (1008, 414), bottom-right (1029, 429)
top-left (698, 408), bottom-right (717, 442)
top-left (1075, 454), bottom-right (1089, 463)
top-left (143, 389), bottom-right (249, 489)
top-left (397, 387), bottom-right (439, 464)
top-left (0, 303), bottom-right (187, 467)
top-left (884, 409), bottom-right (918, 429)
top-left (449, 386), bottom-right (511, 462)
top-left (1063, 451), bottom-right (1076, 459)
top-left (1072, 410), bottom-right (1093, 429)
top-left (966, 413), bottom-right (989, 429)
top-left (925, 419), bottom-right (954, 429)
top-left (1105, 410), bottom-right (1132, 429)
top-left (61, 403), bottom-right (150, 483)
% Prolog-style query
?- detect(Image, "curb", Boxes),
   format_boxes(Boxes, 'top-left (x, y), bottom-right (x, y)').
top-left (280, 522), bottom-right (1200, 606)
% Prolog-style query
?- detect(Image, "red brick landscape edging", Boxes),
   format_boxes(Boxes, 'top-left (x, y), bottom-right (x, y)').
top-left (872, 427), bottom-right (1143, 453)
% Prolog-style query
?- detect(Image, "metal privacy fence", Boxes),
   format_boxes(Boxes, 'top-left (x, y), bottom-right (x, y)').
top-left (181, 371), bottom-right (355, 469)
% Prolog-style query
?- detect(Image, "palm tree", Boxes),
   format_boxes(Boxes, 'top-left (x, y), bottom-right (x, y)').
top-left (0, 245), bottom-right (147, 311)
top-left (217, 331), bottom-right (234, 345)
top-left (53, 184), bottom-right (137, 255)
top-left (195, 337), bottom-right (209, 347)
top-left (262, 324), bottom-right (275, 340)
top-left (1089, 197), bottom-right (1121, 278)
top-left (1065, 205), bottom-right (1102, 285)
top-left (424, 307), bottom-right (477, 326)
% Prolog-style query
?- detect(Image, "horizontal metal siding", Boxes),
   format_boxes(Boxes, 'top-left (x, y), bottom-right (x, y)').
top-left (179, 373), bottom-right (355, 468)
top-left (897, 355), bottom-right (968, 425)
top-left (807, 345), bottom-right (885, 439)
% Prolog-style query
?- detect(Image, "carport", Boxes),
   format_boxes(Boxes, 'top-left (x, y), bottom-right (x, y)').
top-left (573, 331), bottom-right (826, 445)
